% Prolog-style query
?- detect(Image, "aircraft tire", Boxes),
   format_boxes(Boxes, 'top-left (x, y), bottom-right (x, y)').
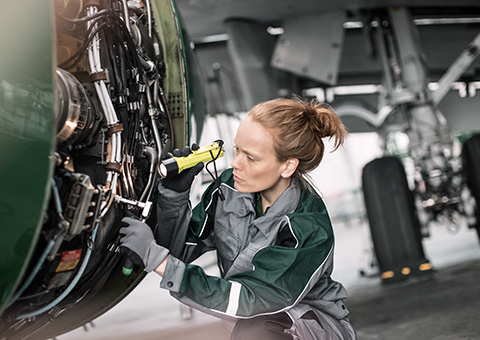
top-left (362, 156), bottom-right (431, 283)
top-left (462, 134), bottom-right (480, 240)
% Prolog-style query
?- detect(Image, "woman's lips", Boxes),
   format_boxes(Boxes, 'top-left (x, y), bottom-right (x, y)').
top-left (233, 174), bottom-right (243, 183)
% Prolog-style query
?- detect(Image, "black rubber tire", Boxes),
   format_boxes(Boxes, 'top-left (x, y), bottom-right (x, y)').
top-left (462, 134), bottom-right (480, 239)
top-left (362, 156), bottom-right (430, 283)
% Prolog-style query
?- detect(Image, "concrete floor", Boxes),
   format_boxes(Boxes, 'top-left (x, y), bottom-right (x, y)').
top-left (348, 259), bottom-right (480, 340)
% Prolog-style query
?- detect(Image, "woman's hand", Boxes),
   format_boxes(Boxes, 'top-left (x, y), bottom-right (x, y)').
top-left (162, 145), bottom-right (204, 192)
top-left (119, 217), bottom-right (169, 272)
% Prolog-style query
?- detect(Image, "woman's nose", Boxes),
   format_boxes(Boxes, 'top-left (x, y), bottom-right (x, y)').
top-left (231, 153), bottom-right (240, 169)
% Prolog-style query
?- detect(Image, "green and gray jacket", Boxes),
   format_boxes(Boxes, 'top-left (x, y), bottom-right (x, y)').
top-left (155, 168), bottom-right (350, 323)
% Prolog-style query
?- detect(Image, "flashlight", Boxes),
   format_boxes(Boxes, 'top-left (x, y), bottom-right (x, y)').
top-left (159, 141), bottom-right (225, 178)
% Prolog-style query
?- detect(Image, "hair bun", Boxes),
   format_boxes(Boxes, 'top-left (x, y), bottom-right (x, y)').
top-left (298, 99), bottom-right (346, 149)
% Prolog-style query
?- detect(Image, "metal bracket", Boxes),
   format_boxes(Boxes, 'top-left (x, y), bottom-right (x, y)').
top-left (433, 32), bottom-right (480, 105)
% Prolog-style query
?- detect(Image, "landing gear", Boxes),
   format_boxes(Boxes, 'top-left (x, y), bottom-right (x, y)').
top-left (462, 134), bottom-right (480, 240)
top-left (362, 156), bottom-right (433, 283)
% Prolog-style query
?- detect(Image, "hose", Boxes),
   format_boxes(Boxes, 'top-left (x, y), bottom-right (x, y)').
top-left (7, 240), bottom-right (55, 308)
top-left (16, 225), bottom-right (99, 319)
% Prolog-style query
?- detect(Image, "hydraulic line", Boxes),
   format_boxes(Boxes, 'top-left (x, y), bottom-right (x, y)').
top-left (139, 146), bottom-right (158, 202)
top-left (86, 5), bottom-right (122, 214)
top-left (146, 85), bottom-right (163, 153)
top-left (121, 0), bottom-right (132, 34)
top-left (16, 224), bottom-right (99, 320)
top-left (55, 8), bottom-right (110, 24)
top-left (7, 178), bottom-right (69, 308)
top-left (7, 240), bottom-right (55, 308)
top-left (59, 20), bottom-right (109, 70)
top-left (145, 0), bottom-right (152, 38)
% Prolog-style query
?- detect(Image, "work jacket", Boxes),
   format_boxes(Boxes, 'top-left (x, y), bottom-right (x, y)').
top-left (155, 168), bottom-right (354, 338)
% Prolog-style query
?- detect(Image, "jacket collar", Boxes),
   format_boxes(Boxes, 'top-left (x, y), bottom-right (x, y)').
top-left (253, 178), bottom-right (302, 236)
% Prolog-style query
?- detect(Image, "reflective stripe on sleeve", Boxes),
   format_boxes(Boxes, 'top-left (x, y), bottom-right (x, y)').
top-left (226, 281), bottom-right (242, 315)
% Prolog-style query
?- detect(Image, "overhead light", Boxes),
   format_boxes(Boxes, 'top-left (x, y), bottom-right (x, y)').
top-left (194, 33), bottom-right (230, 44)
top-left (267, 26), bottom-right (285, 35)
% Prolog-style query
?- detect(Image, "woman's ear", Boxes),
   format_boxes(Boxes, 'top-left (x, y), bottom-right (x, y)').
top-left (281, 158), bottom-right (299, 178)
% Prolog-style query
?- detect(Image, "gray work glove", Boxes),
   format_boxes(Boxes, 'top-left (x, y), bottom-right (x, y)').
top-left (162, 144), bottom-right (204, 192)
top-left (119, 217), bottom-right (169, 272)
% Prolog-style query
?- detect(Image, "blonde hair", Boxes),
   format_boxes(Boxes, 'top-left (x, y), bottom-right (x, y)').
top-left (248, 97), bottom-right (347, 181)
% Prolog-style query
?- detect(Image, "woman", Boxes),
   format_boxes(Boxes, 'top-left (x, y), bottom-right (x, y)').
top-left (119, 97), bottom-right (356, 339)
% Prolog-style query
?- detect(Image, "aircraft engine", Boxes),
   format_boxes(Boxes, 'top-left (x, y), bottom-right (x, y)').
top-left (0, 0), bottom-right (197, 338)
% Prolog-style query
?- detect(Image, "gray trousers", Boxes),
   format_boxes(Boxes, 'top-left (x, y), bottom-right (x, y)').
top-left (230, 304), bottom-right (356, 340)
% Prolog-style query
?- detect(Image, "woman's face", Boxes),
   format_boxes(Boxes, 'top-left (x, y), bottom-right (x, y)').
top-left (231, 115), bottom-right (291, 196)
